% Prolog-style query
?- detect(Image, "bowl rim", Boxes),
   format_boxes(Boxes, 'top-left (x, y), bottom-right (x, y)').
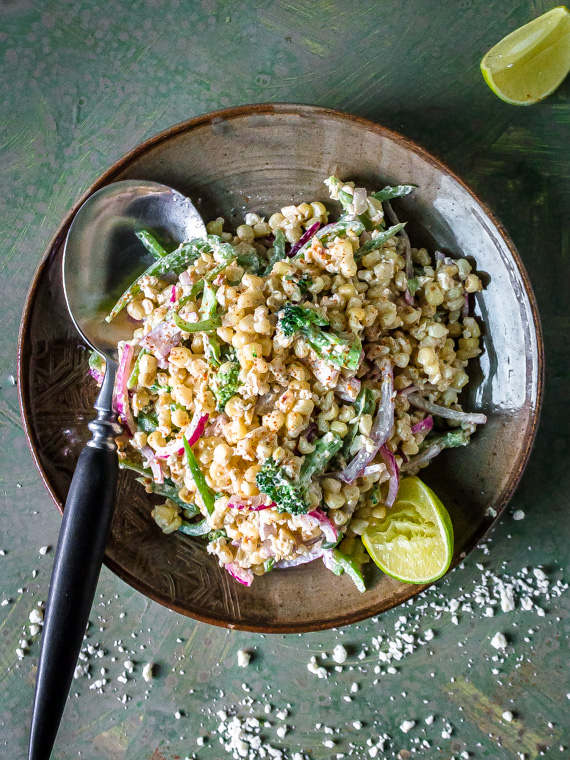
top-left (17, 102), bottom-right (545, 632)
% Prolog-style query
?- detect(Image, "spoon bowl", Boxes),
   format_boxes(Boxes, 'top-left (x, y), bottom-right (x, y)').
top-left (63, 179), bottom-right (206, 359)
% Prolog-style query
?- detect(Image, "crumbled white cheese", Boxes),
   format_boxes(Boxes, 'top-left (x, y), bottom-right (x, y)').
top-left (123, 660), bottom-right (134, 673)
top-left (307, 656), bottom-right (327, 678)
top-left (352, 720), bottom-right (362, 729)
top-left (237, 649), bottom-right (251, 668)
top-left (332, 644), bottom-right (347, 664)
top-left (425, 715), bottom-right (435, 725)
top-left (142, 663), bottom-right (154, 682)
top-left (490, 632), bottom-right (507, 650)
top-left (29, 608), bottom-right (44, 625)
top-left (39, 545), bottom-right (50, 555)
top-left (500, 587), bottom-right (515, 613)
top-left (399, 720), bottom-right (415, 733)
top-left (512, 510), bottom-right (525, 520)
top-left (502, 710), bottom-right (513, 722)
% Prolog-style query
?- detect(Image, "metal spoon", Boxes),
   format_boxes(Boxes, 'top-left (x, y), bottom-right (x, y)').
top-left (29, 180), bottom-right (206, 760)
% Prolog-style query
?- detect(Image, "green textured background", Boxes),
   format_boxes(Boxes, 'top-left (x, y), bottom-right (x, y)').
top-left (1, 1), bottom-right (569, 758)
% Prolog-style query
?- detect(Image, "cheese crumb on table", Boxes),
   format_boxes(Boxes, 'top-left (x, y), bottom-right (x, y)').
top-left (29, 608), bottom-right (44, 625)
top-left (237, 649), bottom-right (251, 668)
top-left (502, 710), bottom-right (513, 722)
top-left (142, 663), bottom-right (154, 682)
top-left (399, 719), bottom-right (416, 733)
top-left (307, 656), bottom-right (327, 678)
top-left (512, 510), bottom-right (525, 520)
top-left (332, 644), bottom-right (347, 664)
top-left (490, 632), bottom-right (507, 650)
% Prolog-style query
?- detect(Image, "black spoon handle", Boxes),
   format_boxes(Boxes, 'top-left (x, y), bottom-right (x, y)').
top-left (29, 369), bottom-right (121, 760)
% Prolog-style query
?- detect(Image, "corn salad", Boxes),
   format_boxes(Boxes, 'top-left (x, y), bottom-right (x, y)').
top-left (102, 177), bottom-right (485, 590)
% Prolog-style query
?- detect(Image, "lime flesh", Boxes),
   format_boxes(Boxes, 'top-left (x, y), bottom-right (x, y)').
top-left (362, 476), bottom-right (454, 584)
top-left (481, 6), bottom-right (570, 105)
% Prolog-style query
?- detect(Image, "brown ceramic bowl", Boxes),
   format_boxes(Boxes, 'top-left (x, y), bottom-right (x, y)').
top-left (18, 104), bottom-right (543, 632)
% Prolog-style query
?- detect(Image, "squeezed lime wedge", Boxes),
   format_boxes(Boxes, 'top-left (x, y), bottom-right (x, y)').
top-left (481, 6), bottom-right (570, 105)
top-left (362, 476), bottom-right (454, 584)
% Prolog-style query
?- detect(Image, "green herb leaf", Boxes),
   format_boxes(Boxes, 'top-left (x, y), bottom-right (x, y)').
top-left (135, 230), bottom-right (168, 259)
top-left (371, 185), bottom-right (417, 202)
top-left (355, 223), bottom-right (407, 259)
top-left (183, 434), bottom-right (215, 515)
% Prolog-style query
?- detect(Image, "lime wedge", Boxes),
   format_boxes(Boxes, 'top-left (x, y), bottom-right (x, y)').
top-left (362, 476), bottom-right (454, 584)
top-left (481, 6), bottom-right (570, 105)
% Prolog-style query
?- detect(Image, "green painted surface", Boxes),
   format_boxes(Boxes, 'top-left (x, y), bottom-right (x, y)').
top-left (0, 1), bottom-right (569, 758)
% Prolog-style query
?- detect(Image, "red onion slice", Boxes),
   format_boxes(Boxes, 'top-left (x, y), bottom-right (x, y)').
top-left (88, 365), bottom-right (105, 385)
top-left (139, 444), bottom-right (164, 483)
top-left (305, 422), bottom-right (318, 443)
top-left (178, 270), bottom-right (192, 286)
top-left (186, 412), bottom-right (209, 447)
top-left (339, 359), bottom-right (394, 483)
top-left (401, 442), bottom-right (444, 472)
top-left (397, 384), bottom-right (418, 396)
top-left (288, 221), bottom-right (321, 257)
top-left (170, 285), bottom-right (177, 303)
top-left (411, 415), bottom-right (434, 434)
top-left (408, 394), bottom-right (487, 425)
top-left (308, 508), bottom-right (338, 544)
top-left (149, 459), bottom-right (164, 484)
top-left (275, 543), bottom-right (324, 569)
top-left (140, 445), bottom-right (156, 467)
top-left (140, 319), bottom-right (182, 361)
top-left (228, 501), bottom-right (276, 512)
top-left (113, 343), bottom-right (136, 435)
top-left (321, 549), bottom-right (336, 572)
top-left (335, 376), bottom-right (361, 402)
top-left (226, 562), bottom-right (254, 586)
top-left (155, 412), bottom-right (209, 459)
top-left (379, 444), bottom-right (399, 507)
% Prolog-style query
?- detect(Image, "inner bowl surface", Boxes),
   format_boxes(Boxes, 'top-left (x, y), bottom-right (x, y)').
top-left (18, 104), bottom-right (543, 632)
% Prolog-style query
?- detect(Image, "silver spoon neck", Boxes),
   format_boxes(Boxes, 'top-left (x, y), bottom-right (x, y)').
top-left (87, 364), bottom-right (122, 451)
